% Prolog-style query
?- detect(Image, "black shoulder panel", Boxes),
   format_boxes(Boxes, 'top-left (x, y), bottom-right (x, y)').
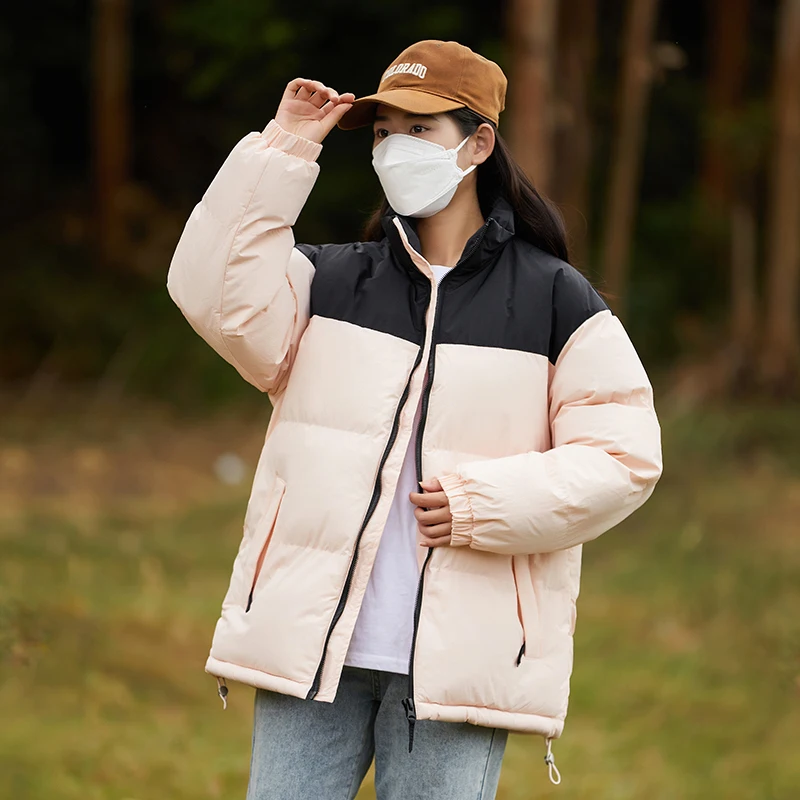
top-left (295, 243), bottom-right (428, 346)
top-left (436, 240), bottom-right (608, 363)
top-left (548, 259), bottom-right (609, 364)
top-left (294, 239), bottom-right (606, 362)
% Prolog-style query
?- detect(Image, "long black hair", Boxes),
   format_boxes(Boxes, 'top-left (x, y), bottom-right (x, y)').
top-left (362, 107), bottom-right (570, 263)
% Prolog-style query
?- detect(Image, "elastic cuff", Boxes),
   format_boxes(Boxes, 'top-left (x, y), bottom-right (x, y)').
top-left (438, 472), bottom-right (474, 547)
top-left (261, 119), bottom-right (323, 162)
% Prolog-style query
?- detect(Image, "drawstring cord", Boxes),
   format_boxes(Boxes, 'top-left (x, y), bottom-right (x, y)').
top-left (216, 676), bottom-right (228, 710)
top-left (545, 738), bottom-right (562, 785)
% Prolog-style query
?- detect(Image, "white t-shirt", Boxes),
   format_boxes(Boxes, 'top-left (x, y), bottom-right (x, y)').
top-left (344, 264), bottom-right (454, 674)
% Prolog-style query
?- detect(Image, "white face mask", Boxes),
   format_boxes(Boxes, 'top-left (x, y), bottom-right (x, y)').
top-left (372, 134), bottom-right (477, 218)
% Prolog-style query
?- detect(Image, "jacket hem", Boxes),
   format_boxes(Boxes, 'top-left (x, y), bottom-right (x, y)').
top-left (205, 655), bottom-right (320, 702)
top-left (414, 699), bottom-right (564, 738)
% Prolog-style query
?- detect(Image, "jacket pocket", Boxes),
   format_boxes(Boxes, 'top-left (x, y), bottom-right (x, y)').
top-left (512, 555), bottom-right (543, 665)
top-left (243, 475), bottom-right (286, 612)
top-left (512, 565), bottom-right (526, 666)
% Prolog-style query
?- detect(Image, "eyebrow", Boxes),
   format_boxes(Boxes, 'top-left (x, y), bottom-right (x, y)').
top-left (373, 112), bottom-right (440, 123)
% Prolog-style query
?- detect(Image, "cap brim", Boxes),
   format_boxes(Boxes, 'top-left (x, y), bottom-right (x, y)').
top-left (337, 89), bottom-right (465, 131)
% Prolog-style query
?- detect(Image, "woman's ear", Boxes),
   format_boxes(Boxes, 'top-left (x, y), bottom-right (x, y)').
top-left (471, 123), bottom-right (496, 166)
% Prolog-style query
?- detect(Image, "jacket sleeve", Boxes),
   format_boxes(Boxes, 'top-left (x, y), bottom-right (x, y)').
top-left (166, 119), bottom-right (322, 396)
top-left (437, 266), bottom-right (663, 555)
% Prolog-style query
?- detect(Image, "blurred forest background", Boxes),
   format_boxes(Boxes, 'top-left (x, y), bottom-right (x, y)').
top-left (1, 1), bottom-right (799, 799)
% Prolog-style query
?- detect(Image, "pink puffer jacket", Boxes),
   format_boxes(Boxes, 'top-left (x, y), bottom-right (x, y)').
top-left (167, 120), bottom-right (663, 782)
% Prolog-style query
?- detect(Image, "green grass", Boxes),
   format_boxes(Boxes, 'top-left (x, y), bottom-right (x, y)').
top-left (1, 406), bottom-right (799, 799)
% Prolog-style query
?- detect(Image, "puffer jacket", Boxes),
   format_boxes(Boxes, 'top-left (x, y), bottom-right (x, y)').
top-left (167, 119), bottom-right (663, 779)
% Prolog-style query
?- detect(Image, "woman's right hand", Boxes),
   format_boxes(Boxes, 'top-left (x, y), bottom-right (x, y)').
top-left (275, 78), bottom-right (356, 144)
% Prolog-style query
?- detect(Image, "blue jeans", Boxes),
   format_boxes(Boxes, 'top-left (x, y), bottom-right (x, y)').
top-left (246, 665), bottom-right (508, 799)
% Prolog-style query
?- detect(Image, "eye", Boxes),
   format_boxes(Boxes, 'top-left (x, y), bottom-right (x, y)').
top-left (374, 128), bottom-right (389, 139)
top-left (410, 124), bottom-right (427, 135)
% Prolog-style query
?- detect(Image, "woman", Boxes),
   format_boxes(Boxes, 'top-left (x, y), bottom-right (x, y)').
top-left (168, 40), bottom-right (662, 800)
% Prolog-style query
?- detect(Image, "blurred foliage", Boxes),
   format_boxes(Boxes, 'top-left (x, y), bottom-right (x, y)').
top-left (0, 0), bottom-right (787, 406)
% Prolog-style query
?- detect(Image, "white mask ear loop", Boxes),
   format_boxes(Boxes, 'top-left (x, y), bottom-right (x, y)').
top-left (453, 135), bottom-right (477, 176)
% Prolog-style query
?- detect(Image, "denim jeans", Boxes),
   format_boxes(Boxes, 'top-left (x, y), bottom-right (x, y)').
top-left (245, 665), bottom-right (508, 800)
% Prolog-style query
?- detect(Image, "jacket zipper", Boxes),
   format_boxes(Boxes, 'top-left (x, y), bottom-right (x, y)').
top-left (403, 219), bottom-right (492, 752)
top-left (305, 342), bottom-right (426, 701)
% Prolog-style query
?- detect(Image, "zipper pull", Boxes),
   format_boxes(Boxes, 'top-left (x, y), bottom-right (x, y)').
top-left (544, 738), bottom-right (562, 785)
top-left (515, 640), bottom-right (526, 666)
top-left (216, 676), bottom-right (228, 710)
top-left (402, 696), bottom-right (417, 753)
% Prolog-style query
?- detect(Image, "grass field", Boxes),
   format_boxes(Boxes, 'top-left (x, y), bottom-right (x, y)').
top-left (1, 400), bottom-right (798, 799)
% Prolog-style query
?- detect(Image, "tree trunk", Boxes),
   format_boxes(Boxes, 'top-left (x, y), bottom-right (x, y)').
top-left (599, 0), bottom-right (661, 319)
top-left (506, 0), bottom-right (558, 194)
top-left (92, 0), bottom-right (131, 266)
top-left (552, 0), bottom-right (597, 266)
top-left (699, 0), bottom-right (755, 393)
top-left (761, 0), bottom-right (800, 394)
top-left (700, 0), bottom-right (751, 208)
top-left (727, 196), bottom-right (758, 392)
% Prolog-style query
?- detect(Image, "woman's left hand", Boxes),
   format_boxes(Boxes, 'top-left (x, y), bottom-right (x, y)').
top-left (410, 478), bottom-right (452, 547)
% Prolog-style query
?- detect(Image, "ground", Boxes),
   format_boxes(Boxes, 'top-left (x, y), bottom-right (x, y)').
top-left (1, 396), bottom-right (798, 799)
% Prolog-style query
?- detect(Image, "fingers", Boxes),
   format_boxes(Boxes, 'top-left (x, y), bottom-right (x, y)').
top-left (414, 505), bottom-right (451, 526)
top-left (303, 82), bottom-right (335, 108)
top-left (320, 92), bottom-right (355, 116)
top-left (285, 78), bottom-right (347, 108)
top-left (419, 523), bottom-right (451, 547)
top-left (284, 78), bottom-right (328, 100)
top-left (415, 486), bottom-right (451, 546)
top-left (421, 537), bottom-right (451, 548)
top-left (280, 79), bottom-right (354, 141)
top-left (283, 78), bottom-right (311, 100)
top-left (409, 489), bottom-right (448, 509)
top-left (321, 98), bottom-right (355, 129)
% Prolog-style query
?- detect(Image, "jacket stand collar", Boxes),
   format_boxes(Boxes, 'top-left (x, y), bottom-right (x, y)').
top-left (381, 195), bottom-right (516, 285)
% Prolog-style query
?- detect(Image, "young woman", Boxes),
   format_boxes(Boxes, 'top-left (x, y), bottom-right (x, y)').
top-left (168, 40), bottom-right (662, 800)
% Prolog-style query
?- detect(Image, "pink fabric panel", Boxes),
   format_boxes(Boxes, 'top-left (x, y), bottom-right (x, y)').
top-left (167, 121), bottom-right (320, 394)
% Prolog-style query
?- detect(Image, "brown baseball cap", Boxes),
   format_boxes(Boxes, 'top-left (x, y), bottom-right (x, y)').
top-left (337, 40), bottom-right (507, 131)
